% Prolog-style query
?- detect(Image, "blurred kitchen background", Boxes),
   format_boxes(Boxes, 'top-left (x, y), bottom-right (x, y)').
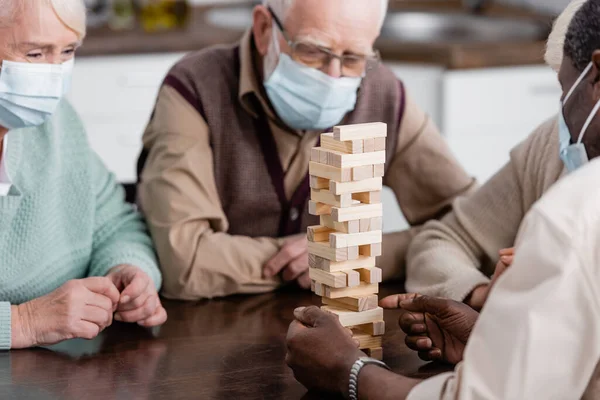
top-left (75, 0), bottom-right (570, 232)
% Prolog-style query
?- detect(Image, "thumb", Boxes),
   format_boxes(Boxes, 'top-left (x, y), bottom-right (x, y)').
top-left (294, 306), bottom-right (331, 328)
top-left (400, 295), bottom-right (447, 315)
top-left (380, 293), bottom-right (420, 309)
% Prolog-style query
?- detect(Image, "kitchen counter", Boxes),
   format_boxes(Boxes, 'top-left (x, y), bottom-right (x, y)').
top-left (79, 2), bottom-right (555, 69)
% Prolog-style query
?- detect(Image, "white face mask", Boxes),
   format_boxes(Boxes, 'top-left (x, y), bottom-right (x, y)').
top-left (559, 62), bottom-right (600, 172)
top-left (0, 59), bottom-right (74, 130)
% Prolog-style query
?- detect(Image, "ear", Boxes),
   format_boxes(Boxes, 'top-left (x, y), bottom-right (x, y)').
top-left (591, 50), bottom-right (600, 102)
top-left (252, 5), bottom-right (273, 57)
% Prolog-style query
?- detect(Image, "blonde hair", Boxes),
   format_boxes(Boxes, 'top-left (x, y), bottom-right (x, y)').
top-left (545, 0), bottom-right (587, 72)
top-left (0, 0), bottom-right (86, 39)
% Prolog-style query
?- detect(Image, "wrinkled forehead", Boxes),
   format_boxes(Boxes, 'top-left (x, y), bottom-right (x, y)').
top-left (284, 0), bottom-right (381, 52)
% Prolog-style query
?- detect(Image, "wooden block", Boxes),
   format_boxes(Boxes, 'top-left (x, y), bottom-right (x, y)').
top-left (309, 161), bottom-right (352, 182)
top-left (311, 188), bottom-right (352, 208)
top-left (322, 306), bottom-right (384, 327)
top-left (343, 270), bottom-right (360, 287)
top-left (308, 241), bottom-right (359, 262)
top-left (330, 230), bottom-right (382, 248)
top-left (320, 215), bottom-right (360, 234)
top-left (360, 243), bottom-right (382, 257)
top-left (332, 203), bottom-right (383, 222)
top-left (322, 295), bottom-right (379, 312)
top-left (374, 137), bottom-right (386, 151)
top-left (321, 132), bottom-right (363, 154)
top-left (353, 320), bottom-right (385, 336)
top-left (334, 122), bottom-right (387, 141)
top-left (373, 164), bottom-right (385, 178)
top-left (329, 177), bottom-right (382, 195)
top-left (321, 148), bottom-right (386, 169)
top-left (309, 254), bottom-right (377, 272)
top-left (357, 267), bottom-right (383, 284)
top-left (366, 347), bottom-right (383, 361)
top-left (312, 281), bottom-right (323, 296)
top-left (309, 268), bottom-right (348, 288)
top-left (352, 191), bottom-right (382, 204)
top-left (352, 165), bottom-right (374, 181)
top-left (310, 148), bottom-right (322, 162)
top-left (359, 216), bottom-right (383, 233)
top-left (353, 330), bottom-right (383, 349)
top-left (363, 138), bottom-right (375, 153)
top-left (307, 225), bottom-right (334, 242)
top-left (322, 282), bottom-right (379, 299)
top-left (310, 175), bottom-right (329, 189)
top-left (308, 201), bottom-right (332, 216)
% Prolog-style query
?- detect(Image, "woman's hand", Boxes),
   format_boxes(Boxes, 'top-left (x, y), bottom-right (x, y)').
top-left (12, 277), bottom-right (120, 349)
top-left (106, 265), bottom-right (167, 327)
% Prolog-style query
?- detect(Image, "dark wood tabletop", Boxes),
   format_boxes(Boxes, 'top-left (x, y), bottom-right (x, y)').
top-left (0, 283), bottom-right (452, 400)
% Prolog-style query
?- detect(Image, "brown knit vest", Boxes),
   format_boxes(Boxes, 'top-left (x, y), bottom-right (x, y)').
top-left (138, 42), bottom-right (405, 239)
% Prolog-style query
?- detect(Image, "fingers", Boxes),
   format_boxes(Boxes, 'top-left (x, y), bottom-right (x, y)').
top-left (418, 348), bottom-right (443, 362)
top-left (286, 319), bottom-right (308, 344)
top-left (81, 277), bottom-right (120, 305)
top-left (137, 305), bottom-right (168, 327)
top-left (380, 293), bottom-right (420, 309)
top-left (120, 272), bottom-right (151, 305)
top-left (398, 310), bottom-right (425, 334)
top-left (498, 247), bottom-right (515, 257)
top-left (82, 305), bottom-right (113, 330)
top-left (75, 320), bottom-right (102, 340)
top-left (115, 294), bottom-right (158, 323)
top-left (499, 255), bottom-right (514, 266)
top-left (297, 272), bottom-right (312, 290)
top-left (264, 238), bottom-right (307, 279)
top-left (405, 335), bottom-right (432, 352)
top-left (293, 306), bottom-right (334, 328)
top-left (86, 292), bottom-right (115, 313)
top-left (281, 256), bottom-right (309, 283)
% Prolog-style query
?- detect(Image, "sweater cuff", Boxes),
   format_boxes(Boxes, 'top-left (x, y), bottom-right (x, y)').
top-left (0, 302), bottom-right (11, 350)
top-left (440, 272), bottom-right (491, 302)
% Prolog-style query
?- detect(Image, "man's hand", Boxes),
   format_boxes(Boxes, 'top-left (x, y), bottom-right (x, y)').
top-left (12, 277), bottom-right (120, 348)
top-left (381, 294), bottom-right (478, 365)
top-left (465, 247), bottom-right (515, 310)
top-left (264, 235), bottom-right (311, 289)
top-left (286, 306), bottom-right (363, 394)
top-left (106, 265), bottom-right (167, 327)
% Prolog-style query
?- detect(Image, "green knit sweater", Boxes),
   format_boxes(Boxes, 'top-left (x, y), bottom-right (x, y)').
top-left (0, 100), bottom-right (161, 349)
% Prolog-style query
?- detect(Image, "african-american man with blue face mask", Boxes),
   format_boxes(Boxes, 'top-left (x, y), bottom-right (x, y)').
top-left (137, 0), bottom-right (476, 300)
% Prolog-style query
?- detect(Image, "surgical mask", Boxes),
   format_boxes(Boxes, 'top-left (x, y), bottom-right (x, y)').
top-left (559, 62), bottom-right (600, 172)
top-left (263, 26), bottom-right (362, 131)
top-left (0, 59), bottom-right (74, 130)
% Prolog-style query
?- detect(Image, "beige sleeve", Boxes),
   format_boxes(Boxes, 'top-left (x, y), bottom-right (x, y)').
top-left (404, 127), bottom-right (543, 301)
top-left (379, 92), bottom-right (477, 282)
top-left (138, 86), bottom-right (282, 300)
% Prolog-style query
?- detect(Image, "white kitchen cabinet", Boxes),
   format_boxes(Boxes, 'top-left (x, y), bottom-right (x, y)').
top-left (443, 65), bottom-right (560, 183)
top-left (68, 53), bottom-right (186, 183)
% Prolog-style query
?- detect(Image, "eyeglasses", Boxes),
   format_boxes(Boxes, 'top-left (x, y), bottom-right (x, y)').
top-left (268, 7), bottom-right (381, 78)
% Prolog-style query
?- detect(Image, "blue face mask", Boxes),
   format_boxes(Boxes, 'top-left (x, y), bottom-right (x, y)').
top-left (263, 29), bottom-right (362, 131)
top-left (0, 59), bottom-right (73, 130)
top-left (559, 62), bottom-right (600, 173)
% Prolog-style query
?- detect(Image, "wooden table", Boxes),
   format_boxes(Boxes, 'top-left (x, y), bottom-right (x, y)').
top-left (0, 284), bottom-right (451, 400)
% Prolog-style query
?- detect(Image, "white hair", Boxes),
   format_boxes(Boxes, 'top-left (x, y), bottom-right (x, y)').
top-left (0, 0), bottom-right (86, 39)
top-left (545, 0), bottom-right (586, 72)
top-left (263, 0), bottom-right (389, 30)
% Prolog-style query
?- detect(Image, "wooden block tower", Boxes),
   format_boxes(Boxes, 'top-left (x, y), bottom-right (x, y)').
top-left (308, 122), bottom-right (386, 360)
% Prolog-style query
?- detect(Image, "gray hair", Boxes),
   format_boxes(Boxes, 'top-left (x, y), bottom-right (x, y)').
top-left (262, 0), bottom-right (389, 30)
top-left (545, 0), bottom-right (586, 72)
top-left (563, 0), bottom-right (600, 72)
top-left (0, 0), bottom-right (86, 38)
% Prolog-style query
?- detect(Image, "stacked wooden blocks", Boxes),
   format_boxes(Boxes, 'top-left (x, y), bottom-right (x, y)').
top-left (308, 122), bottom-right (386, 360)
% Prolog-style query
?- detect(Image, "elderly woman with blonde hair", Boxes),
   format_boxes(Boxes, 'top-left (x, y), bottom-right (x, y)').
top-left (0, 0), bottom-right (166, 350)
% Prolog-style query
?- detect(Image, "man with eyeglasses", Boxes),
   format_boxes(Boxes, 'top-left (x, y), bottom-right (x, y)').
top-left (137, 0), bottom-right (476, 300)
